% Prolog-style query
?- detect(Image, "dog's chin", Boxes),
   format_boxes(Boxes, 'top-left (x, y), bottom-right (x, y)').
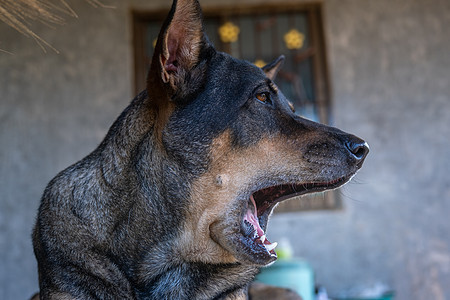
top-left (211, 175), bottom-right (354, 266)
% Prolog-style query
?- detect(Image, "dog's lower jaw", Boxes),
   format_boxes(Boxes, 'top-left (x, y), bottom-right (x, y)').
top-left (176, 215), bottom-right (275, 267)
top-left (209, 219), bottom-right (277, 267)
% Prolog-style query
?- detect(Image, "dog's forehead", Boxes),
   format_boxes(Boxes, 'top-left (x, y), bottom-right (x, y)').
top-left (208, 52), bottom-right (267, 89)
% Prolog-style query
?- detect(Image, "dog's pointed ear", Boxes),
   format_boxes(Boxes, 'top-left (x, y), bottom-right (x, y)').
top-left (148, 0), bottom-right (207, 95)
top-left (262, 55), bottom-right (285, 80)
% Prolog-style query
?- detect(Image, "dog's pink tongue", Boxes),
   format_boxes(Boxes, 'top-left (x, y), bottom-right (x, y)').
top-left (246, 195), bottom-right (265, 236)
top-left (244, 207), bottom-right (265, 237)
top-left (244, 195), bottom-right (278, 254)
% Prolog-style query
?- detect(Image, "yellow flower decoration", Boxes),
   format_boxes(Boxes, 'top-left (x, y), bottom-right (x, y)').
top-left (284, 29), bottom-right (305, 50)
top-left (254, 59), bottom-right (266, 68)
top-left (219, 22), bottom-right (240, 43)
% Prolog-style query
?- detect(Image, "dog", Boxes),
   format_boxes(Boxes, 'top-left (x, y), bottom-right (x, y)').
top-left (32, 0), bottom-right (369, 299)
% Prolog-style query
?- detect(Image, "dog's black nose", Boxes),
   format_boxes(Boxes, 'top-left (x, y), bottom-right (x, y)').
top-left (345, 139), bottom-right (369, 162)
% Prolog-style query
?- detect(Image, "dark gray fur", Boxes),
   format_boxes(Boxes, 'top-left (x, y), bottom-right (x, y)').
top-left (32, 0), bottom-right (368, 299)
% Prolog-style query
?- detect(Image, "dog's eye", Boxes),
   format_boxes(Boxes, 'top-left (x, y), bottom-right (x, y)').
top-left (255, 92), bottom-right (271, 104)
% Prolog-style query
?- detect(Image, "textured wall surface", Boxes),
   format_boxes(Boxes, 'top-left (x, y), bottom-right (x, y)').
top-left (1, 0), bottom-right (449, 299)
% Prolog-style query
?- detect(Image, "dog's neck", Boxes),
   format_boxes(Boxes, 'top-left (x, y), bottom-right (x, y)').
top-left (91, 90), bottom-right (260, 298)
top-left (134, 258), bottom-right (258, 299)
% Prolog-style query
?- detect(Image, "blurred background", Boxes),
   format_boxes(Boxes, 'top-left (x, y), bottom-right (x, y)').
top-left (1, 0), bottom-right (449, 299)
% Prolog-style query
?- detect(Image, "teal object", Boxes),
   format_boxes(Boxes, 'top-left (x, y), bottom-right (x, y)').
top-left (333, 293), bottom-right (395, 300)
top-left (255, 259), bottom-right (314, 300)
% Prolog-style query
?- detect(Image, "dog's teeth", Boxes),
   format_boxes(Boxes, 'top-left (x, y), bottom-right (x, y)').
top-left (265, 241), bottom-right (278, 252)
top-left (260, 234), bottom-right (266, 243)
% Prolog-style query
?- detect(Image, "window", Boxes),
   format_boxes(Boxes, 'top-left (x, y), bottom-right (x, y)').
top-left (133, 3), bottom-right (340, 212)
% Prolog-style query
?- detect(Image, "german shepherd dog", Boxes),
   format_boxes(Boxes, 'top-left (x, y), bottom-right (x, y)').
top-left (32, 0), bottom-right (369, 299)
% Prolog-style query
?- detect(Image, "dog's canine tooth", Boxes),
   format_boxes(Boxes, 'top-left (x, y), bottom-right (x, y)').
top-left (260, 234), bottom-right (266, 243)
top-left (264, 241), bottom-right (278, 252)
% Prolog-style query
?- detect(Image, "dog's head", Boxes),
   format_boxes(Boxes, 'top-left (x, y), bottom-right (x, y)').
top-left (147, 0), bottom-right (368, 267)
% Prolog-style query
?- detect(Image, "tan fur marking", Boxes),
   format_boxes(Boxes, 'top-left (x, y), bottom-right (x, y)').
top-left (223, 289), bottom-right (247, 300)
top-left (269, 81), bottom-right (278, 93)
top-left (47, 292), bottom-right (76, 300)
top-left (288, 101), bottom-right (295, 113)
top-left (176, 130), bottom-right (311, 263)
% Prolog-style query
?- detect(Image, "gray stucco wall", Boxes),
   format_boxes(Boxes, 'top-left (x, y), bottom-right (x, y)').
top-left (1, 0), bottom-right (449, 299)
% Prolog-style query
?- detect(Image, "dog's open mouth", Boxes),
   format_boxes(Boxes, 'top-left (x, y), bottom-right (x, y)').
top-left (239, 176), bottom-right (349, 265)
